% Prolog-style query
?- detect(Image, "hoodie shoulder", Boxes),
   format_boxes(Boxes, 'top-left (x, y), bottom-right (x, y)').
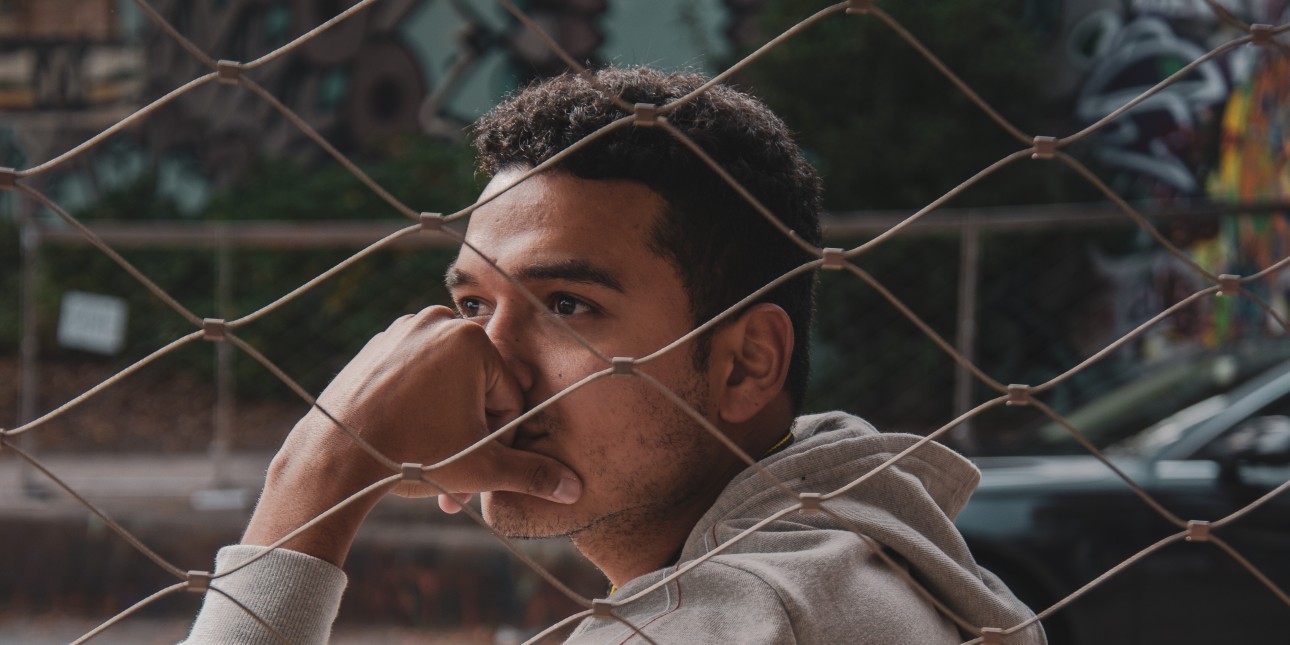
top-left (672, 411), bottom-right (1045, 645)
top-left (714, 411), bottom-right (981, 522)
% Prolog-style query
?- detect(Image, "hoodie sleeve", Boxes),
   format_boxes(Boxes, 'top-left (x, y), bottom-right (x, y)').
top-left (180, 545), bottom-right (347, 645)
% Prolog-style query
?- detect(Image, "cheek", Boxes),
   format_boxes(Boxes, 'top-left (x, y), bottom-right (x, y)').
top-left (534, 341), bottom-right (603, 386)
top-left (557, 379), bottom-right (660, 458)
top-left (539, 345), bottom-right (708, 453)
top-left (559, 377), bottom-right (640, 424)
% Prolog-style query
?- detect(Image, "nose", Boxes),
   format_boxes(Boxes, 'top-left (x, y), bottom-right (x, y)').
top-left (482, 302), bottom-right (537, 393)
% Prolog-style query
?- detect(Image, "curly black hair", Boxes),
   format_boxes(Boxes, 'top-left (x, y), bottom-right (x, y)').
top-left (473, 66), bottom-right (823, 412)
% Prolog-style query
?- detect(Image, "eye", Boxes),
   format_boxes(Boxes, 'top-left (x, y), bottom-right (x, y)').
top-left (550, 293), bottom-right (593, 316)
top-left (456, 297), bottom-right (491, 318)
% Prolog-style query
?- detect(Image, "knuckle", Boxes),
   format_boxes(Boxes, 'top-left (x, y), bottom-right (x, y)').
top-left (441, 316), bottom-right (490, 344)
top-left (411, 305), bottom-right (455, 327)
top-left (419, 304), bottom-right (455, 319)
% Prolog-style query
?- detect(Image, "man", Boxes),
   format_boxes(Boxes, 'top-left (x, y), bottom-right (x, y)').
top-left (185, 67), bottom-right (1045, 644)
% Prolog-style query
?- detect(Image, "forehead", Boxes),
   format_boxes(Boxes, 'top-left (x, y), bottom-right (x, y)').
top-left (454, 170), bottom-right (673, 282)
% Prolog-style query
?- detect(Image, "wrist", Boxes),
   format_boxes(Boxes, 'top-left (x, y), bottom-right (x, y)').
top-left (242, 429), bottom-right (395, 566)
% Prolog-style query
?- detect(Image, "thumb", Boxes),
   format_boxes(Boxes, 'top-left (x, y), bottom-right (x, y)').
top-left (474, 443), bottom-right (583, 504)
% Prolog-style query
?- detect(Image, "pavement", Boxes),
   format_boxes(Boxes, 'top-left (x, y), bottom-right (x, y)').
top-left (0, 450), bottom-right (594, 644)
top-left (0, 450), bottom-right (520, 541)
top-left (0, 451), bottom-right (272, 524)
top-left (0, 614), bottom-right (506, 644)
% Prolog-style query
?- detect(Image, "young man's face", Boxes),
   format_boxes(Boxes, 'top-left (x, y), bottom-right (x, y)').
top-left (446, 169), bottom-right (734, 541)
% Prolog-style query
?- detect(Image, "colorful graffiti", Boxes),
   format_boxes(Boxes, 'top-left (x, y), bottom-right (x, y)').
top-left (1066, 0), bottom-right (1290, 357)
top-left (0, 0), bottom-right (621, 216)
top-left (1205, 53), bottom-right (1290, 343)
top-left (1074, 12), bottom-right (1237, 201)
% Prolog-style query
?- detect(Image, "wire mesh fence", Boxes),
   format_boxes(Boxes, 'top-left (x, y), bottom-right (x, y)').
top-left (2, 0), bottom-right (1290, 643)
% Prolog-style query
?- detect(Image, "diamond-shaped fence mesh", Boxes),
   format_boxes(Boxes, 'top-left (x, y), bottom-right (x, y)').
top-left (2, 0), bottom-right (1290, 643)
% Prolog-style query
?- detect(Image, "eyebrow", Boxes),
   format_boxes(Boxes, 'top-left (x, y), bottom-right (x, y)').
top-left (445, 259), bottom-right (625, 293)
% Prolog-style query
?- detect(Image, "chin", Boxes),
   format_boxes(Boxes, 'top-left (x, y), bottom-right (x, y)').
top-left (482, 491), bottom-right (582, 538)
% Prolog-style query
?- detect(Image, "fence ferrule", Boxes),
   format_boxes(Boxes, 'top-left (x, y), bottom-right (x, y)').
top-left (798, 492), bottom-right (824, 512)
top-left (202, 319), bottom-right (227, 342)
top-left (216, 60), bottom-right (243, 84)
top-left (632, 103), bottom-right (659, 127)
top-left (821, 248), bottom-right (846, 270)
top-left (1186, 520), bottom-right (1212, 542)
top-left (980, 627), bottom-right (1004, 644)
top-left (186, 570), bottom-right (212, 593)
top-left (419, 212), bottom-right (444, 231)
top-left (1217, 274), bottom-right (1241, 296)
top-left (1006, 384), bottom-right (1031, 406)
top-left (1250, 24), bottom-right (1274, 44)
top-left (1031, 136), bottom-right (1058, 160)
top-left (611, 357), bottom-right (635, 375)
top-left (401, 463), bottom-right (424, 483)
top-left (592, 599), bottom-right (615, 618)
top-left (846, 0), bottom-right (875, 14)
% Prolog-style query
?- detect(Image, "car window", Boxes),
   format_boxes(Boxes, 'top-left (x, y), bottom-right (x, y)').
top-left (1191, 390), bottom-right (1290, 461)
top-left (972, 344), bottom-right (1290, 457)
top-left (1031, 354), bottom-right (1258, 453)
top-left (1107, 394), bottom-right (1230, 458)
top-left (1030, 356), bottom-right (1241, 453)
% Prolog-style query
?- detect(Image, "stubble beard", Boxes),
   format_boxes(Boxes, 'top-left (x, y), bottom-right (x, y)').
top-left (482, 370), bottom-right (717, 542)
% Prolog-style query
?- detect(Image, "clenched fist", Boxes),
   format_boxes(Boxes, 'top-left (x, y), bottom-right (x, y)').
top-left (241, 306), bottom-right (582, 565)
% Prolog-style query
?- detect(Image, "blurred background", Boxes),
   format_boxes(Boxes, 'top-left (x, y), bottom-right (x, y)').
top-left (1, 0), bottom-right (1288, 642)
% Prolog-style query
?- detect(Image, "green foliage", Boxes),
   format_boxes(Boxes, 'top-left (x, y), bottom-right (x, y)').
top-left (740, 0), bottom-right (1095, 210)
top-left (80, 170), bottom-right (183, 221)
top-left (224, 244), bottom-right (457, 398)
top-left (203, 136), bottom-right (479, 222)
top-left (30, 137), bottom-right (478, 399)
top-left (205, 137), bottom-right (476, 395)
top-left (806, 225), bottom-right (1139, 428)
top-left (807, 235), bottom-right (962, 427)
top-left (0, 216), bottom-right (18, 351)
top-left (737, 1), bottom-right (1113, 426)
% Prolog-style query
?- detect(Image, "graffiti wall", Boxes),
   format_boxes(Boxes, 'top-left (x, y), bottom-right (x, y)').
top-left (1058, 0), bottom-right (1290, 357)
top-left (0, 0), bottom-right (738, 220)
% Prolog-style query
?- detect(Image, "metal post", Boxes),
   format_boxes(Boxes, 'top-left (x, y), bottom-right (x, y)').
top-left (17, 193), bottom-right (43, 495)
top-left (210, 227), bottom-right (234, 486)
top-left (951, 217), bottom-right (981, 452)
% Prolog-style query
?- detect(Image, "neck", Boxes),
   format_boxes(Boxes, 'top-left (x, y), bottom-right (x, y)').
top-left (570, 506), bottom-right (700, 590)
top-left (575, 405), bottom-right (797, 589)
top-left (572, 459), bottom-right (740, 588)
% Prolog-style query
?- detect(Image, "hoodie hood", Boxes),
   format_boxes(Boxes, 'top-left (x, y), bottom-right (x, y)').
top-left (676, 411), bottom-right (1043, 642)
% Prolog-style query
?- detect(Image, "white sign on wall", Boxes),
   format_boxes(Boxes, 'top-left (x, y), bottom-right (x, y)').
top-left (57, 291), bottom-right (128, 355)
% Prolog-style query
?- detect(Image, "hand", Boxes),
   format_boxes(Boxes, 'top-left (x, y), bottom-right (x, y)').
top-left (241, 306), bottom-right (582, 565)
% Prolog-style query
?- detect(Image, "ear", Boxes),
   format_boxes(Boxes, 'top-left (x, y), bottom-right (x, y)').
top-left (710, 303), bottom-right (794, 425)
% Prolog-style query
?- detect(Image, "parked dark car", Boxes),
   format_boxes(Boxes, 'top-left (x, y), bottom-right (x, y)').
top-left (957, 351), bottom-right (1290, 644)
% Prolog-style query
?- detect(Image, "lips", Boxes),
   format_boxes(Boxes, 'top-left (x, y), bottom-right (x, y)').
top-left (512, 427), bottom-right (549, 450)
top-left (503, 403), bottom-right (561, 451)
top-left (510, 405), bottom-right (562, 452)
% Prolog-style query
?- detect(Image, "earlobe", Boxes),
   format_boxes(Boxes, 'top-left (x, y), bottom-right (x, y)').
top-left (716, 303), bottom-right (793, 424)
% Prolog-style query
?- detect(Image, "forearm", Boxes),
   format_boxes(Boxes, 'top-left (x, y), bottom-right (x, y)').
top-left (241, 422), bottom-right (392, 567)
top-left (188, 419), bottom-right (384, 643)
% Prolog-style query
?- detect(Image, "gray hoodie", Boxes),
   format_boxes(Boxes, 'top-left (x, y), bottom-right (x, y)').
top-left (563, 411), bottom-right (1045, 644)
top-left (184, 412), bottom-right (1045, 644)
